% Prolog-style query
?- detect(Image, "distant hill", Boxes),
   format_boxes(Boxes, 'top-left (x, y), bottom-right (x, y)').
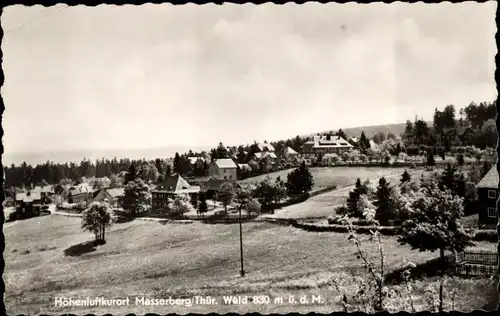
top-left (5, 122), bottom-right (434, 166)
top-left (3, 146), bottom-right (210, 166)
top-left (305, 121), bottom-right (433, 139)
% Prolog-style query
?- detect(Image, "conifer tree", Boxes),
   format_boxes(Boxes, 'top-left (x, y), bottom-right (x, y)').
top-left (124, 162), bottom-right (138, 185)
top-left (400, 169), bottom-right (411, 185)
top-left (426, 151), bottom-right (435, 167)
top-left (374, 177), bottom-right (394, 226)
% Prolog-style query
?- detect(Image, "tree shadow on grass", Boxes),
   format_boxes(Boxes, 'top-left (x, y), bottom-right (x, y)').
top-left (114, 215), bottom-right (136, 224)
top-left (385, 255), bottom-right (455, 285)
top-left (63, 240), bottom-right (106, 257)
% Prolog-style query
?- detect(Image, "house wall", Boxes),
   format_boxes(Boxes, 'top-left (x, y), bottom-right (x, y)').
top-left (70, 192), bottom-right (91, 204)
top-left (478, 187), bottom-right (498, 226)
top-left (152, 192), bottom-right (171, 210)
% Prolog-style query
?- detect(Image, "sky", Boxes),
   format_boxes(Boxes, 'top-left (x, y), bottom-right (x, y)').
top-left (2, 2), bottom-right (497, 157)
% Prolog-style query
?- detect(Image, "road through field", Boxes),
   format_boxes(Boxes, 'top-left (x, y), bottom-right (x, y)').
top-left (261, 169), bottom-right (426, 220)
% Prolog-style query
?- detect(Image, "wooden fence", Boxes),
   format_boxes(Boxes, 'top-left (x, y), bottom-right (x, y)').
top-left (457, 250), bottom-right (498, 266)
top-left (453, 250), bottom-right (498, 277)
top-left (453, 264), bottom-right (497, 277)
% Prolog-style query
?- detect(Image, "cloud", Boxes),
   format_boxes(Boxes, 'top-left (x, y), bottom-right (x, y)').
top-left (2, 3), bottom-right (496, 154)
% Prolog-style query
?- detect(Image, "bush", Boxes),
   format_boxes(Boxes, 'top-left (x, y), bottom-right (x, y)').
top-left (328, 214), bottom-right (373, 226)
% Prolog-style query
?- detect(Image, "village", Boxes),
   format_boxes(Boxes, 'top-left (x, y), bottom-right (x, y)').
top-left (5, 109), bottom-right (497, 226)
top-left (3, 101), bottom-right (500, 313)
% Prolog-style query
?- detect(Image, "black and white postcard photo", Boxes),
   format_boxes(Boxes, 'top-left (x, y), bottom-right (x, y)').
top-left (1, 2), bottom-right (498, 314)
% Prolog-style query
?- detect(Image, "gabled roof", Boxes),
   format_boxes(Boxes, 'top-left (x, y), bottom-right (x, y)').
top-left (257, 141), bottom-right (275, 152)
top-left (369, 140), bottom-right (380, 150)
top-left (237, 163), bottom-right (251, 170)
top-left (442, 126), bottom-right (474, 136)
top-left (69, 183), bottom-right (95, 194)
top-left (254, 152), bottom-right (277, 159)
top-left (283, 146), bottom-right (298, 155)
top-left (153, 174), bottom-right (200, 194)
top-left (477, 165), bottom-right (498, 189)
top-left (107, 188), bottom-right (125, 198)
top-left (213, 158), bottom-right (238, 169)
top-left (32, 185), bottom-right (53, 193)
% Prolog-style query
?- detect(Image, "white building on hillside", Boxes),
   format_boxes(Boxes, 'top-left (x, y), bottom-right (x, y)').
top-left (301, 135), bottom-right (353, 157)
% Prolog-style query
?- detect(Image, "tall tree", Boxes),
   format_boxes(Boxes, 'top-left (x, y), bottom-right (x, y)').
top-left (400, 169), bottom-right (411, 185)
top-left (403, 120), bottom-right (414, 145)
top-left (358, 131), bottom-right (370, 153)
top-left (414, 119), bottom-right (429, 145)
top-left (120, 179), bottom-right (151, 216)
top-left (440, 163), bottom-right (457, 192)
top-left (374, 177), bottom-right (395, 226)
top-left (397, 180), bottom-right (474, 312)
top-left (346, 178), bottom-right (369, 218)
top-left (81, 202), bottom-right (114, 243)
top-left (173, 153), bottom-right (182, 174)
top-left (198, 192), bottom-right (208, 218)
top-left (124, 163), bottom-right (138, 184)
top-left (216, 182), bottom-right (236, 214)
top-left (286, 162), bottom-right (314, 197)
top-left (335, 129), bottom-right (348, 140)
top-left (426, 151), bottom-right (435, 167)
top-left (441, 105), bottom-right (457, 128)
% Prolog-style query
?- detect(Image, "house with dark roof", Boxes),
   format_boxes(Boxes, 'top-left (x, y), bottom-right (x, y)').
top-left (201, 178), bottom-right (241, 199)
top-left (208, 158), bottom-right (238, 180)
top-left (439, 126), bottom-right (475, 147)
top-left (151, 174), bottom-right (200, 211)
top-left (477, 165), bottom-right (499, 226)
top-left (68, 183), bottom-right (96, 205)
top-left (92, 188), bottom-right (125, 207)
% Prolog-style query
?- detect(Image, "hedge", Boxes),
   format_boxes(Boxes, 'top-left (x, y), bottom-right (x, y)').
top-left (291, 221), bottom-right (398, 236)
top-left (290, 221), bottom-right (498, 241)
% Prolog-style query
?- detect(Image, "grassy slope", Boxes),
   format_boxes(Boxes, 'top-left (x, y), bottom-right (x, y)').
top-left (239, 166), bottom-right (410, 191)
top-left (5, 215), bottom-right (495, 314)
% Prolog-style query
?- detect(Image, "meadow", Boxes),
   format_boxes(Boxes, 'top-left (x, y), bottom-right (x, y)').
top-left (239, 166), bottom-right (411, 191)
top-left (4, 214), bottom-right (496, 314)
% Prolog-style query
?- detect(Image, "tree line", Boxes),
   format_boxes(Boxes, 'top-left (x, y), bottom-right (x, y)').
top-left (5, 100), bottom-right (495, 190)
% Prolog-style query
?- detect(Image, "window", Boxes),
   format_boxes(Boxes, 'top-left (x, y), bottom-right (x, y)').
top-left (224, 169), bottom-right (226, 173)
top-left (488, 207), bottom-right (497, 218)
top-left (488, 190), bottom-right (497, 199)
top-left (224, 176), bottom-right (227, 180)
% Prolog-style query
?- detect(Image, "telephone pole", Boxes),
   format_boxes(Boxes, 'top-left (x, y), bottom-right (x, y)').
top-left (239, 202), bottom-right (245, 277)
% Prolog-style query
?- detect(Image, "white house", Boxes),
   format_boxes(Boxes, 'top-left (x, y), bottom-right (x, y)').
top-left (208, 158), bottom-right (238, 181)
top-left (302, 135), bottom-right (353, 157)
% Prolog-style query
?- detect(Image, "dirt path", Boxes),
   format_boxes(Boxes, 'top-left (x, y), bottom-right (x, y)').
top-left (260, 169), bottom-right (425, 220)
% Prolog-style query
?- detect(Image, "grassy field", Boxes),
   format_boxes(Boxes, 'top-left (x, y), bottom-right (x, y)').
top-left (239, 166), bottom-right (412, 191)
top-left (5, 215), bottom-right (496, 314)
top-left (266, 168), bottom-right (432, 220)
